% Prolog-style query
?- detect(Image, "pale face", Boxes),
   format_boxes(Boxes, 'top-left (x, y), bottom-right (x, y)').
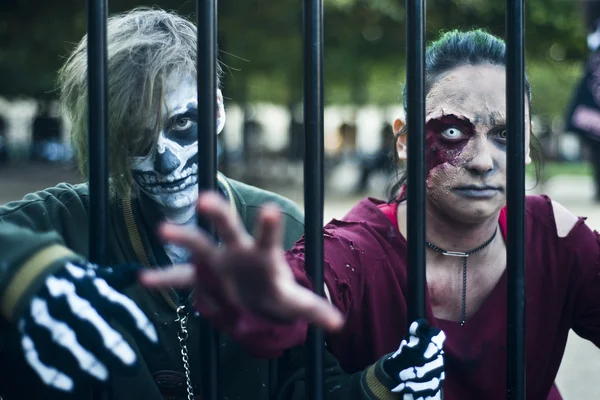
top-left (129, 72), bottom-right (225, 217)
top-left (396, 64), bottom-right (532, 224)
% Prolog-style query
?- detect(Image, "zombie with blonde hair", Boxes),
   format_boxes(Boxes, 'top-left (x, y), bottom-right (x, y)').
top-left (0, 7), bottom-right (339, 400)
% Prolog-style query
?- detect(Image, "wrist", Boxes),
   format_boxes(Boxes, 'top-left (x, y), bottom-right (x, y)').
top-left (1, 245), bottom-right (80, 322)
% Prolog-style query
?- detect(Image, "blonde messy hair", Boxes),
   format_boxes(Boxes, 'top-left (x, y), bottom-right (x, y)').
top-left (58, 7), bottom-right (223, 198)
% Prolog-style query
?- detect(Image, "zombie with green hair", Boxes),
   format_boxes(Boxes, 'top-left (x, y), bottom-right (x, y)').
top-left (0, 7), bottom-right (336, 400)
top-left (140, 29), bottom-right (600, 400)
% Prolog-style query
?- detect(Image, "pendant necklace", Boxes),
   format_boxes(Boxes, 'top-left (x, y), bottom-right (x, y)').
top-left (425, 228), bottom-right (498, 326)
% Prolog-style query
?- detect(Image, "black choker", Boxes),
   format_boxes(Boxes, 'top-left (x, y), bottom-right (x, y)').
top-left (425, 229), bottom-right (498, 326)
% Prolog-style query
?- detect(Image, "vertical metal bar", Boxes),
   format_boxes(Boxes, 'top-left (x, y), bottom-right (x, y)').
top-left (197, 1), bottom-right (219, 399)
top-left (405, 0), bottom-right (427, 323)
top-left (303, 0), bottom-right (324, 397)
top-left (506, 0), bottom-right (526, 398)
top-left (87, 1), bottom-right (109, 399)
top-left (87, 0), bottom-right (108, 266)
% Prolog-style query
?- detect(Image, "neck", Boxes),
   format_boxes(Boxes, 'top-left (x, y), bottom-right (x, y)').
top-left (397, 202), bottom-right (501, 257)
top-left (425, 209), bottom-right (499, 253)
top-left (159, 204), bottom-right (196, 225)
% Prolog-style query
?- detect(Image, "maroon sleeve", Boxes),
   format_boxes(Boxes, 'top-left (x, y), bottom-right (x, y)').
top-left (286, 226), bottom-right (366, 320)
top-left (569, 221), bottom-right (600, 347)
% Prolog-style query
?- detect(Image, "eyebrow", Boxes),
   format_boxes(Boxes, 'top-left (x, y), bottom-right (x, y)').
top-left (472, 112), bottom-right (506, 126)
top-left (167, 100), bottom-right (198, 118)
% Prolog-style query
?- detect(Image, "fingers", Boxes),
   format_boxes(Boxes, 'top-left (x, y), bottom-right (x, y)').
top-left (254, 204), bottom-right (285, 250)
top-left (196, 192), bottom-right (250, 245)
top-left (27, 297), bottom-right (108, 382)
top-left (20, 334), bottom-right (75, 392)
top-left (93, 278), bottom-right (158, 344)
top-left (140, 264), bottom-right (222, 314)
top-left (158, 223), bottom-right (217, 262)
top-left (277, 283), bottom-right (345, 332)
top-left (392, 375), bottom-right (444, 394)
top-left (45, 271), bottom-right (136, 366)
top-left (139, 264), bottom-right (196, 289)
top-left (398, 352), bottom-right (444, 381)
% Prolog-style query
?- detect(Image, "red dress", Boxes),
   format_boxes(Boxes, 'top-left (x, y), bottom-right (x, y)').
top-left (282, 195), bottom-right (600, 400)
top-left (376, 199), bottom-right (564, 399)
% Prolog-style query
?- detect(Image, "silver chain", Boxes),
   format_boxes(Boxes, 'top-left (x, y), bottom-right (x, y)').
top-left (176, 305), bottom-right (194, 400)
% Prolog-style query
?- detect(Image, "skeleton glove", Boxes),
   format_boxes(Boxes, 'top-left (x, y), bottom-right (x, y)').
top-left (382, 319), bottom-right (446, 400)
top-left (17, 260), bottom-right (158, 393)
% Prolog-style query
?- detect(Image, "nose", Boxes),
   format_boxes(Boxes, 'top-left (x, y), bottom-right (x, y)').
top-left (154, 147), bottom-right (181, 175)
top-left (465, 139), bottom-right (494, 177)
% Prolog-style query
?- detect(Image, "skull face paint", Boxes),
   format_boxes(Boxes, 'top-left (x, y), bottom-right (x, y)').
top-left (129, 73), bottom-right (225, 222)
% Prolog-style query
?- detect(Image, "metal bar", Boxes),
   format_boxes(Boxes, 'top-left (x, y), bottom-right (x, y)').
top-left (87, 1), bottom-right (109, 399)
top-left (303, 0), bottom-right (325, 397)
top-left (87, 0), bottom-right (108, 266)
top-left (505, 0), bottom-right (527, 398)
top-left (196, 1), bottom-right (219, 399)
top-left (405, 0), bottom-right (427, 323)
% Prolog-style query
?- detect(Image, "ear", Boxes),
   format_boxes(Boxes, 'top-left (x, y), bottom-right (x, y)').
top-left (217, 89), bottom-right (226, 134)
top-left (525, 120), bottom-right (533, 165)
top-left (394, 117), bottom-right (407, 161)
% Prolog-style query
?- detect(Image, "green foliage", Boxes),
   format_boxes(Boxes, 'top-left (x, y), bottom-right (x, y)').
top-left (527, 60), bottom-right (584, 119)
top-left (0, 0), bottom-right (592, 124)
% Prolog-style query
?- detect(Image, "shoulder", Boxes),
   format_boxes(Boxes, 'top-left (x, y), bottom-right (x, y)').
top-left (524, 195), bottom-right (599, 275)
top-left (0, 182), bottom-right (89, 217)
top-left (222, 175), bottom-right (304, 223)
top-left (525, 194), bottom-right (582, 239)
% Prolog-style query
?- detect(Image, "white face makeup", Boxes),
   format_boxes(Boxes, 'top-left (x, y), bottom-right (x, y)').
top-left (129, 72), bottom-right (225, 221)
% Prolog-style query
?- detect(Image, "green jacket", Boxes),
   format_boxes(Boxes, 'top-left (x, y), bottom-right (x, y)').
top-left (0, 173), bottom-right (397, 400)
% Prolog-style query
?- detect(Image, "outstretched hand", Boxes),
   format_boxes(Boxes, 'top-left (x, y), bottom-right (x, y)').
top-left (139, 192), bottom-right (344, 332)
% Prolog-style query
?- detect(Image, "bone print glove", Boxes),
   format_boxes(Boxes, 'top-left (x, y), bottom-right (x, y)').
top-left (382, 319), bottom-right (446, 400)
top-left (17, 260), bottom-right (158, 393)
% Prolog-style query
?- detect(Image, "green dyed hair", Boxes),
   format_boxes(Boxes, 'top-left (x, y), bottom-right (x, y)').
top-left (403, 28), bottom-right (532, 108)
top-left (58, 7), bottom-right (223, 198)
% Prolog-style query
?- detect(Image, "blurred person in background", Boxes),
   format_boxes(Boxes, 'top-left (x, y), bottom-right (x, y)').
top-left (354, 122), bottom-right (395, 194)
top-left (565, 1), bottom-right (600, 201)
top-left (30, 100), bottom-right (62, 163)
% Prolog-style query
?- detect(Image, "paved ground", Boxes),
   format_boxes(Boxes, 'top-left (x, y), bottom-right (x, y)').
top-left (1, 163), bottom-right (599, 398)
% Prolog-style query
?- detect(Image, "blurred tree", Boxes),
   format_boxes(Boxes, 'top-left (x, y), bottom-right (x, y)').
top-left (0, 0), bottom-right (589, 122)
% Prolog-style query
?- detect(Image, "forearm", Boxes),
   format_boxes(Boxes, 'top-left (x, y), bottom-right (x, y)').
top-left (0, 224), bottom-right (82, 324)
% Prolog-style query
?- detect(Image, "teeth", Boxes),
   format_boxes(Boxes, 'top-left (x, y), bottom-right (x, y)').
top-left (173, 171), bottom-right (182, 180)
top-left (167, 175), bottom-right (175, 183)
top-left (192, 164), bottom-right (198, 173)
top-left (184, 167), bottom-right (192, 176)
top-left (184, 176), bottom-right (192, 185)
